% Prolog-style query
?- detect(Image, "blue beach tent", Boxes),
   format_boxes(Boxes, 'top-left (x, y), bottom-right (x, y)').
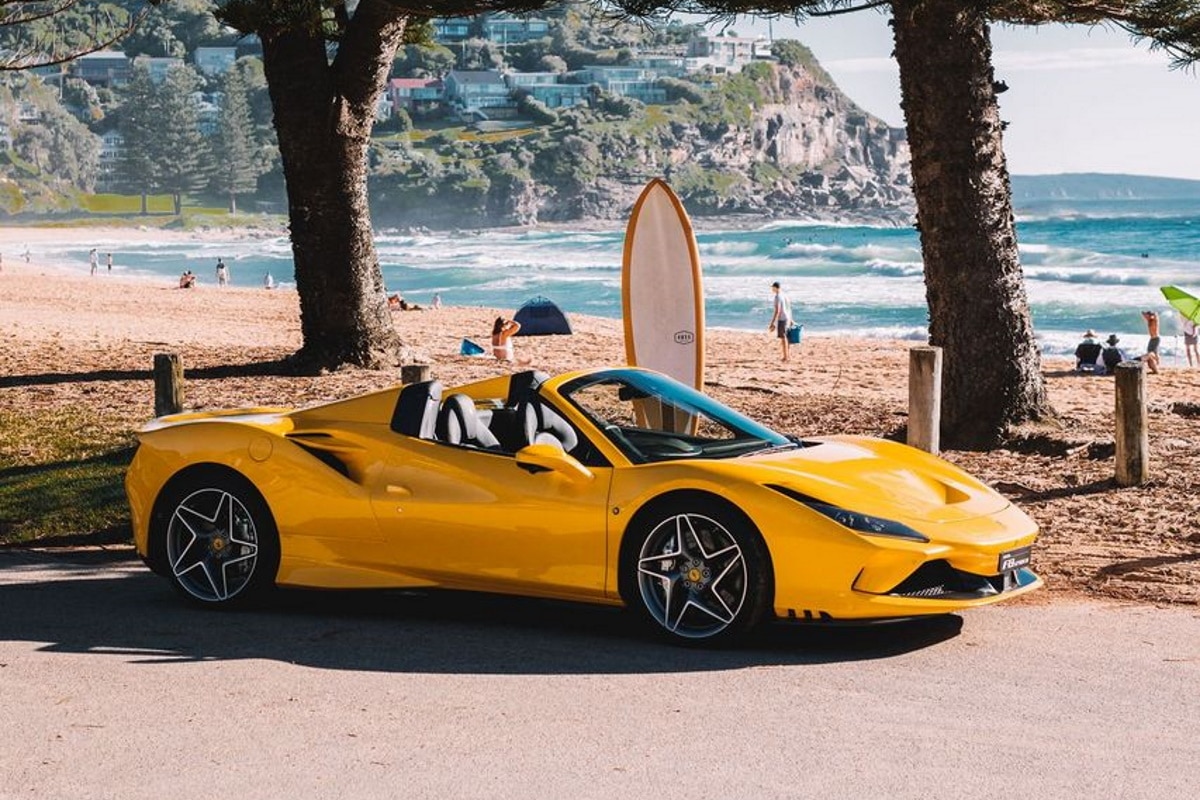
top-left (513, 296), bottom-right (572, 336)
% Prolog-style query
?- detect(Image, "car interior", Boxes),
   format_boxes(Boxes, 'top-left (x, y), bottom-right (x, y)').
top-left (391, 371), bottom-right (579, 456)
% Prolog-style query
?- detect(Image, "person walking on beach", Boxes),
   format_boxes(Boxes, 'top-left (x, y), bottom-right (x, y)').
top-left (106, 253), bottom-right (113, 273)
top-left (767, 281), bottom-right (794, 362)
top-left (1183, 314), bottom-right (1199, 367)
top-left (216, 258), bottom-right (229, 288)
top-left (88, 248), bottom-right (99, 276)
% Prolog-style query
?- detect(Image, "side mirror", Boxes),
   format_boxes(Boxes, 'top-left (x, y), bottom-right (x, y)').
top-left (515, 443), bottom-right (594, 484)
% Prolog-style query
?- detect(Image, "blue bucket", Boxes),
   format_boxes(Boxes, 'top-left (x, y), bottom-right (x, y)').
top-left (786, 324), bottom-right (803, 345)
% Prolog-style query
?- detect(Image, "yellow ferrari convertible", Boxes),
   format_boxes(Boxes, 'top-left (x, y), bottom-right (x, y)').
top-left (126, 367), bottom-right (1041, 644)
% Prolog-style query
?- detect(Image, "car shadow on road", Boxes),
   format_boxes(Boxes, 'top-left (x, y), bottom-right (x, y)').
top-left (0, 550), bottom-right (963, 674)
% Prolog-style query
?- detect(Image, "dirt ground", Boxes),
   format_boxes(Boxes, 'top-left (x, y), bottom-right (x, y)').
top-left (2, 253), bottom-right (1198, 605)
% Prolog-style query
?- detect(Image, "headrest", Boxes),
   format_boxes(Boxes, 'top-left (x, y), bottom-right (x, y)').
top-left (391, 380), bottom-right (443, 437)
top-left (436, 394), bottom-right (479, 444)
top-left (507, 370), bottom-right (550, 407)
top-left (520, 398), bottom-right (578, 452)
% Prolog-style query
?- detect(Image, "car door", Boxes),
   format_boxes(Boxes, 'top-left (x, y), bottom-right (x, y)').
top-left (369, 437), bottom-right (612, 601)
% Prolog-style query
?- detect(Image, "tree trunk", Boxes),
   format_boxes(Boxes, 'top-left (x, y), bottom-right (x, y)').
top-left (258, 1), bottom-right (405, 370)
top-left (140, 191), bottom-right (147, 215)
top-left (890, 0), bottom-right (1053, 449)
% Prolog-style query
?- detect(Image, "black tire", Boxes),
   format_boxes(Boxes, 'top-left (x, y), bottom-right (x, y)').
top-left (622, 495), bottom-right (772, 646)
top-left (152, 467), bottom-right (280, 608)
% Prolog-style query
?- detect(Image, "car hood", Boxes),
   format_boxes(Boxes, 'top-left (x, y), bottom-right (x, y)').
top-left (735, 436), bottom-right (1010, 524)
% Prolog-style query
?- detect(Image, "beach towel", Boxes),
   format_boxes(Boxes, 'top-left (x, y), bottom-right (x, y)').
top-left (460, 338), bottom-right (485, 356)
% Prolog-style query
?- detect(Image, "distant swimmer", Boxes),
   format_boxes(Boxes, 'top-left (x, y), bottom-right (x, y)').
top-left (1140, 252), bottom-right (1150, 258)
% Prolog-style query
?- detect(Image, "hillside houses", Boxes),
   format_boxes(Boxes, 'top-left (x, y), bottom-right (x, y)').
top-left (386, 19), bottom-right (774, 121)
top-left (6, 9), bottom-right (780, 199)
top-left (55, 18), bottom-right (773, 133)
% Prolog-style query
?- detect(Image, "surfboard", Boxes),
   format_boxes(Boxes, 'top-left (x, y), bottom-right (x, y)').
top-left (621, 179), bottom-right (705, 432)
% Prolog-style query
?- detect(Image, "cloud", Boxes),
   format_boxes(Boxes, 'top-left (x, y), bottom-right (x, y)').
top-left (995, 47), bottom-right (1171, 72)
top-left (823, 47), bottom-right (1172, 75)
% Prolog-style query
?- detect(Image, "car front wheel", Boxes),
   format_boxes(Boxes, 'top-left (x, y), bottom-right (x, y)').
top-left (629, 500), bottom-right (770, 645)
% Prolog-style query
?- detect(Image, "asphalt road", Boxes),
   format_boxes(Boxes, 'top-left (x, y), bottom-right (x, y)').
top-left (2, 549), bottom-right (1198, 800)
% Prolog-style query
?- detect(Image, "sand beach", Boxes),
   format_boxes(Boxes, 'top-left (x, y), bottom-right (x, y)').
top-left (2, 231), bottom-right (1198, 606)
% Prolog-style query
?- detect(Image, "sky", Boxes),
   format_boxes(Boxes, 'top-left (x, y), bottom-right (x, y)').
top-left (692, 10), bottom-right (1200, 181)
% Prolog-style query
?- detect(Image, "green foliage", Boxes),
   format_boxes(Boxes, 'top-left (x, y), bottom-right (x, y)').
top-left (771, 39), bottom-right (835, 84)
top-left (457, 37), bottom-right (504, 71)
top-left (595, 90), bottom-right (641, 119)
top-left (111, 62), bottom-right (211, 213)
top-left (537, 54), bottom-right (568, 73)
top-left (669, 164), bottom-right (744, 212)
top-left (516, 92), bottom-right (559, 125)
top-left (114, 63), bottom-right (162, 200)
top-left (531, 132), bottom-right (600, 190)
top-left (394, 42), bottom-right (457, 78)
top-left (4, 74), bottom-right (101, 192)
top-left (657, 76), bottom-right (705, 104)
top-left (0, 0), bottom-right (140, 70)
top-left (426, 130), bottom-right (459, 150)
top-left (212, 62), bottom-right (267, 211)
top-left (157, 64), bottom-right (209, 207)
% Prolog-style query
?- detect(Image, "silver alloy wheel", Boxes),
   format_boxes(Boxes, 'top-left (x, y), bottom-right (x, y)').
top-left (166, 487), bottom-right (260, 603)
top-left (636, 512), bottom-right (748, 639)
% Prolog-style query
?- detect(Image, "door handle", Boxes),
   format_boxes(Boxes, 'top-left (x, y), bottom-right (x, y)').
top-left (386, 484), bottom-right (412, 497)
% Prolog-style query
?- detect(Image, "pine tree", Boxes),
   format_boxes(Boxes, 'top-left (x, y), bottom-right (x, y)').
top-left (114, 63), bottom-right (161, 215)
top-left (212, 66), bottom-right (262, 214)
top-left (156, 64), bottom-right (208, 215)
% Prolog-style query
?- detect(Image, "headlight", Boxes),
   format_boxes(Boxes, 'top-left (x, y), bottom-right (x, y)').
top-left (767, 484), bottom-right (930, 543)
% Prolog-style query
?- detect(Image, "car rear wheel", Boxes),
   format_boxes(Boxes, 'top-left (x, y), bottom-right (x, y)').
top-left (629, 499), bottom-right (770, 645)
top-left (158, 470), bottom-right (278, 607)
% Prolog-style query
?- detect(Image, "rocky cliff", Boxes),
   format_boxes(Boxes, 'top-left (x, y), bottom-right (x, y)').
top-left (371, 59), bottom-right (915, 229)
top-left (528, 62), bottom-right (914, 226)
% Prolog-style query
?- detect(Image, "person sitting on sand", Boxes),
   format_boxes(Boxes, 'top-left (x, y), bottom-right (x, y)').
top-left (1101, 334), bottom-right (1127, 374)
top-left (1140, 310), bottom-right (1160, 374)
top-left (388, 292), bottom-right (422, 311)
top-left (492, 317), bottom-right (531, 366)
top-left (1074, 329), bottom-right (1103, 373)
top-left (178, 270), bottom-right (196, 289)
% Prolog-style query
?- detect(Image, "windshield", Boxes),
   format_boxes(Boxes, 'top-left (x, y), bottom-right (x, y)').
top-left (558, 369), bottom-right (793, 464)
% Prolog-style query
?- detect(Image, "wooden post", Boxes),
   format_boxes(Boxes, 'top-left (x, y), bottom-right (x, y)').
top-left (908, 346), bottom-right (943, 455)
top-left (153, 353), bottom-right (184, 417)
top-left (1114, 361), bottom-right (1149, 486)
top-left (400, 363), bottom-right (431, 385)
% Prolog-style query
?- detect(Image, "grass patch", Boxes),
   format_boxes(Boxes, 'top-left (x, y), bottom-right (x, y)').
top-left (80, 193), bottom-right (177, 214)
top-left (0, 408), bottom-right (134, 545)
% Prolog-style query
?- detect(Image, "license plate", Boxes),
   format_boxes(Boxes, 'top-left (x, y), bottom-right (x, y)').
top-left (998, 546), bottom-right (1032, 572)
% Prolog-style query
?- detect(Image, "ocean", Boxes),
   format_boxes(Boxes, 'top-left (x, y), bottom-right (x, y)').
top-left (35, 197), bottom-right (1200, 359)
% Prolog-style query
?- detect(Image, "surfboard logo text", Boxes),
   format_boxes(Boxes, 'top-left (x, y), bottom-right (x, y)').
top-left (674, 330), bottom-right (695, 345)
